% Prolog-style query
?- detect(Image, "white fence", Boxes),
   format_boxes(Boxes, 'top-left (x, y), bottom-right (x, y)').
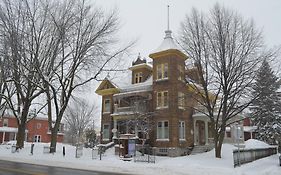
top-left (233, 147), bottom-right (277, 167)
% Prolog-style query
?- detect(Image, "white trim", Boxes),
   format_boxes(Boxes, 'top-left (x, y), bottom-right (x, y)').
top-left (156, 106), bottom-right (169, 110)
top-left (155, 78), bottom-right (169, 82)
top-left (0, 127), bottom-right (28, 133)
top-left (156, 139), bottom-right (170, 142)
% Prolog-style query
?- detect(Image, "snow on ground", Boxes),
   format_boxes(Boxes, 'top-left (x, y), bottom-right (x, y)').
top-left (0, 140), bottom-right (280, 175)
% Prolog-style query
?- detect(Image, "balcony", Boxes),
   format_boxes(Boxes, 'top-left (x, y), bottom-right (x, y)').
top-left (113, 103), bottom-right (147, 116)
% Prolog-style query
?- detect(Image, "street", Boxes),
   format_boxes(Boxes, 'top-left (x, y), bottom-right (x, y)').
top-left (0, 160), bottom-right (127, 175)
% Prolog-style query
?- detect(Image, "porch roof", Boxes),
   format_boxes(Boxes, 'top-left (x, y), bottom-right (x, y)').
top-left (0, 127), bottom-right (28, 133)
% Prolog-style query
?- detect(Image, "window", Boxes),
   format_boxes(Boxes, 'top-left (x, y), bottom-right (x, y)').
top-left (103, 124), bottom-right (110, 140)
top-left (157, 121), bottom-right (169, 140)
top-left (34, 135), bottom-right (41, 142)
top-left (156, 63), bottom-right (168, 80)
top-left (3, 119), bottom-right (8, 127)
top-left (226, 131), bottom-right (231, 138)
top-left (178, 65), bottom-right (184, 81)
top-left (179, 121), bottom-right (185, 140)
top-left (134, 72), bottom-right (143, 83)
top-left (104, 98), bottom-right (111, 113)
top-left (157, 91), bottom-right (168, 108)
top-left (36, 123), bottom-right (41, 129)
top-left (178, 92), bottom-right (185, 109)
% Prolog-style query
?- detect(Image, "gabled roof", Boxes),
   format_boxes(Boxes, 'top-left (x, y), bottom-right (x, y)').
top-left (95, 70), bottom-right (153, 96)
top-left (95, 78), bottom-right (120, 96)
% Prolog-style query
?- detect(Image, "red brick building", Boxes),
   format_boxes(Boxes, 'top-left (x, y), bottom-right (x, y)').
top-left (96, 28), bottom-right (249, 156)
top-left (0, 114), bottom-right (64, 144)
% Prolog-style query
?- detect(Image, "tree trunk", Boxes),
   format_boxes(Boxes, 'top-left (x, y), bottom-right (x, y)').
top-left (214, 130), bottom-right (225, 158)
top-left (16, 123), bottom-right (26, 149)
top-left (50, 127), bottom-right (58, 153)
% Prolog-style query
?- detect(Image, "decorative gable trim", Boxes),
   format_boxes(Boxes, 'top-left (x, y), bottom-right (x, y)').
top-left (95, 79), bottom-right (120, 96)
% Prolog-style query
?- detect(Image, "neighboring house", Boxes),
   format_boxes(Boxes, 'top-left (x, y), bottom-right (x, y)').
top-left (242, 118), bottom-right (257, 140)
top-left (0, 114), bottom-right (64, 144)
top-left (96, 28), bottom-right (245, 156)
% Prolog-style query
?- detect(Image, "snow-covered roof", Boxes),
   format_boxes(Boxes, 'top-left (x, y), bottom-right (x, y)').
top-left (128, 63), bottom-right (152, 71)
top-left (243, 126), bottom-right (258, 132)
top-left (0, 126), bottom-right (28, 133)
top-left (150, 30), bottom-right (181, 54)
top-left (110, 70), bottom-right (152, 93)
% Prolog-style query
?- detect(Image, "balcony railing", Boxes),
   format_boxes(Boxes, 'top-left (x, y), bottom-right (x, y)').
top-left (114, 104), bottom-right (147, 114)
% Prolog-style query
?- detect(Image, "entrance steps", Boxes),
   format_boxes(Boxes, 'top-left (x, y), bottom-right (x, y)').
top-left (191, 144), bottom-right (214, 155)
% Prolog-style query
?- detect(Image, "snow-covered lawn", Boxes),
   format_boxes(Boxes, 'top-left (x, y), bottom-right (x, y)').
top-left (0, 139), bottom-right (279, 175)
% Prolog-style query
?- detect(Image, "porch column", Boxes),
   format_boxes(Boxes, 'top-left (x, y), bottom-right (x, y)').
top-left (2, 132), bottom-right (5, 143)
top-left (14, 133), bottom-right (17, 140)
top-left (113, 119), bottom-right (117, 139)
top-left (134, 125), bottom-right (138, 138)
top-left (193, 119), bottom-right (197, 145)
top-left (204, 120), bottom-right (209, 145)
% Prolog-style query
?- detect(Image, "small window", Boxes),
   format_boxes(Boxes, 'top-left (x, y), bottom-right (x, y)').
top-left (226, 131), bottom-right (231, 138)
top-left (134, 72), bottom-right (143, 83)
top-left (103, 124), bottom-right (110, 140)
top-left (156, 91), bottom-right (168, 108)
top-left (157, 121), bottom-right (169, 139)
top-left (179, 121), bottom-right (185, 140)
top-left (104, 98), bottom-right (111, 113)
top-left (34, 135), bottom-right (41, 142)
top-left (156, 63), bottom-right (168, 80)
top-left (3, 119), bottom-right (8, 127)
top-left (36, 123), bottom-right (41, 129)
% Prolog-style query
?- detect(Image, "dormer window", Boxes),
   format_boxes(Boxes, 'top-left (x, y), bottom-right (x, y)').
top-left (134, 72), bottom-right (143, 84)
top-left (157, 63), bottom-right (168, 80)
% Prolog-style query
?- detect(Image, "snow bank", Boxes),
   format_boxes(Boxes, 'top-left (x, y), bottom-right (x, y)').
top-left (0, 140), bottom-right (279, 175)
top-left (244, 139), bottom-right (273, 149)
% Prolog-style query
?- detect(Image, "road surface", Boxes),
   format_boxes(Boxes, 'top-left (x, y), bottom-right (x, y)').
top-left (0, 160), bottom-right (128, 175)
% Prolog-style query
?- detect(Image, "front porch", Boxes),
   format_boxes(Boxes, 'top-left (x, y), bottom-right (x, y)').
top-left (0, 127), bottom-right (28, 144)
top-left (193, 114), bottom-right (213, 146)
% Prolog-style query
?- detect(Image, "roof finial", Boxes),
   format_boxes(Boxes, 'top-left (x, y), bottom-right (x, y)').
top-left (167, 5), bottom-right (170, 31)
top-left (164, 5), bottom-right (172, 39)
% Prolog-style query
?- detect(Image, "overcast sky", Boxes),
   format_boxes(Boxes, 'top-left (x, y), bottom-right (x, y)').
top-left (94, 0), bottom-right (281, 61)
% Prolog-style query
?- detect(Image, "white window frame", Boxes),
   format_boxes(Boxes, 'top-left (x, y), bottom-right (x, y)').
top-left (36, 123), bottom-right (42, 129)
top-left (178, 65), bottom-right (184, 81)
top-left (103, 124), bottom-right (110, 141)
top-left (156, 91), bottom-right (168, 109)
top-left (3, 119), bottom-right (8, 127)
top-left (134, 72), bottom-right (143, 83)
top-left (179, 121), bottom-right (186, 141)
top-left (34, 135), bottom-right (41, 142)
top-left (156, 63), bottom-right (168, 80)
top-left (103, 98), bottom-right (111, 113)
top-left (157, 121), bottom-right (169, 141)
top-left (178, 92), bottom-right (185, 109)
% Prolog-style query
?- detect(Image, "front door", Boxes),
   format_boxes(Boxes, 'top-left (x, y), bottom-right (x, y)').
top-left (196, 121), bottom-right (205, 145)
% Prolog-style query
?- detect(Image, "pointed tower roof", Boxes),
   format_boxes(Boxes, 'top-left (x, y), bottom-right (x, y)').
top-left (149, 6), bottom-right (188, 60)
top-left (152, 30), bottom-right (180, 53)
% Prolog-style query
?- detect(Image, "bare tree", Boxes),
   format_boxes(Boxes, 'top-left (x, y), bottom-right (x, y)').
top-left (179, 4), bottom-right (276, 158)
top-left (37, 0), bottom-right (134, 153)
top-left (64, 99), bottom-right (96, 145)
top-left (0, 0), bottom-right (51, 148)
